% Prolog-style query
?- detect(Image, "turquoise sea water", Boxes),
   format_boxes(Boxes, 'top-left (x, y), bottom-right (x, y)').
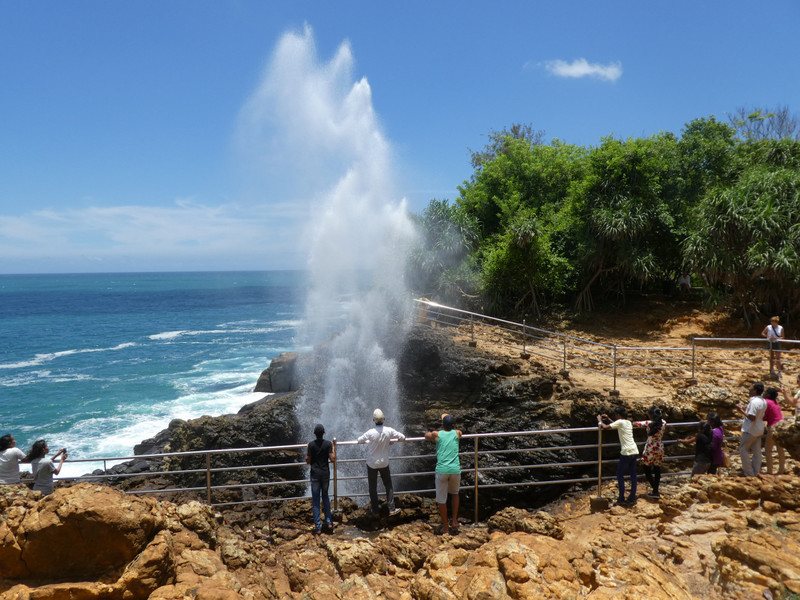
top-left (0, 271), bottom-right (305, 474)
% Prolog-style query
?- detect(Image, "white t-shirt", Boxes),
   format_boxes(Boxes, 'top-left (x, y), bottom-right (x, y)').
top-left (0, 447), bottom-right (26, 484)
top-left (31, 457), bottom-right (56, 495)
top-left (766, 324), bottom-right (784, 341)
top-left (610, 419), bottom-right (639, 456)
top-left (742, 395), bottom-right (767, 437)
top-left (356, 425), bottom-right (405, 469)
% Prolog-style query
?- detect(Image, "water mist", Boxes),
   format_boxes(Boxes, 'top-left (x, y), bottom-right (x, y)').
top-left (239, 26), bottom-right (416, 496)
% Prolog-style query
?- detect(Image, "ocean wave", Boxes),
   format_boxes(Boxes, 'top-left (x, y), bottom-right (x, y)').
top-left (0, 370), bottom-right (102, 387)
top-left (148, 325), bottom-right (297, 341)
top-left (0, 342), bottom-right (137, 371)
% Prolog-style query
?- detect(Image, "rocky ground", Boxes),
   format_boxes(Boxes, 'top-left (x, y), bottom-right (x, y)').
top-left (3, 472), bottom-right (800, 599)
top-left (9, 300), bottom-right (797, 598)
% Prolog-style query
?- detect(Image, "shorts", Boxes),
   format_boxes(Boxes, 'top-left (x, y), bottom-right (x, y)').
top-left (768, 340), bottom-right (782, 351)
top-left (435, 472), bottom-right (461, 503)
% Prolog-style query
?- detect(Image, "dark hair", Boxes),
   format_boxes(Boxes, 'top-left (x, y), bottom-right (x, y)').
top-left (313, 424), bottom-right (325, 439)
top-left (0, 434), bottom-right (13, 452)
top-left (648, 407), bottom-right (664, 437)
top-left (24, 440), bottom-right (47, 463)
top-left (442, 414), bottom-right (454, 431)
top-left (707, 412), bottom-right (723, 430)
top-left (752, 382), bottom-right (765, 396)
top-left (764, 387), bottom-right (779, 401)
top-left (612, 406), bottom-right (627, 419)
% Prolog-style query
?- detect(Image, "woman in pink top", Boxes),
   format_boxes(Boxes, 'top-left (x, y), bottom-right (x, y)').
top-left (763, 387), bottom-right (785, 475)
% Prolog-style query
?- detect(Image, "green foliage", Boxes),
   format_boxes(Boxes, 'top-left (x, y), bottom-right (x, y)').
top-left (570, 134), bottom-right (681, 310)
top-left (410, 112), bottom-right (800, 323)
top-left (685, 153), bottom-right (800, 323)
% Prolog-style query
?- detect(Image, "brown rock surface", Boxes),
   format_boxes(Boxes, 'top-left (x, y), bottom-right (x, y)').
top-left (5, 474), bottom-right (800, 599)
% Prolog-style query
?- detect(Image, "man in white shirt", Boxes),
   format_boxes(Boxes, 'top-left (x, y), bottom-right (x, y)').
top-left (739, 382), bottom-right (767, 476)
top-left (598, 407), bottom-right (639, 506)
top-left (357, 409), bottom-right (405, 516)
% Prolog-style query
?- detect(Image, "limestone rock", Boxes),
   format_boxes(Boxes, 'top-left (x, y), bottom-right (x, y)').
top-left (254, 352), bottom-right (299, 393)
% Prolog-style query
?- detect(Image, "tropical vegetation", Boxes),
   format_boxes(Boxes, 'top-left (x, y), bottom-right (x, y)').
top-left (408, 107), bottom-right (800, 325)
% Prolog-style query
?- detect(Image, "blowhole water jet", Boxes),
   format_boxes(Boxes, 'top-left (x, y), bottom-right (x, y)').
top-left (240, 26), bottom-right (416, 498)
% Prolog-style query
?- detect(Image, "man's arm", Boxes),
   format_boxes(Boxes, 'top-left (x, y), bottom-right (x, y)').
top-left (305, 452), bottom-right (311, 465)
top-left (456, 429), bottom-right (463, 439)
top-left (329, 447), bottom-right (336, 463)
top-left (424, 430), bottom-right (438, 442)
top-left (391, 428), bottom-right (406, 442)
top-left (357, 431), bottom-right (369, 444)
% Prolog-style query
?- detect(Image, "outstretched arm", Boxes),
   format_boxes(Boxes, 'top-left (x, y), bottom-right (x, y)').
top-left (424, 430), bottom-right (438, 442)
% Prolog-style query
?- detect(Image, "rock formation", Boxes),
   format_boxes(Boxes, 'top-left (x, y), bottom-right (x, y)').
top-left (4, 473), bottom-right (800, 599)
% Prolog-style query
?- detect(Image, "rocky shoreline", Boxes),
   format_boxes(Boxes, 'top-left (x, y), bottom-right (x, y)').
top-left (98, 324), bottom-right (742, 515)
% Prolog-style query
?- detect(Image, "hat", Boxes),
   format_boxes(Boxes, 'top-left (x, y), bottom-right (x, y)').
top-left (313, 424), bottom-right (325, 437)
top-left (373, 409), bottom-right (385, 424)
top-left (442, 414), bottom-right (454, 429)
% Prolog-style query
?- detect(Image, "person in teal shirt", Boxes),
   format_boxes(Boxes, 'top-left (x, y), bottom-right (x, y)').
top-left (425, 413), bottom-right (462, 534)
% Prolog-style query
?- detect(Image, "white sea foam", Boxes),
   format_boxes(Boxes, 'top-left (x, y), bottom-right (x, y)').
top-left (0, 342), bottom-right (137, 370)
top-left (148, 325), bottom-right (294, 341)
top-left (241, 27), bottom-right (416, 499)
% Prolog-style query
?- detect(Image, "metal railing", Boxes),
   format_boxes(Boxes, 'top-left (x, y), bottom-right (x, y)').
top-left (415, 299), bottom-right (798, 394)
top-left (55, 420), bottom-right (739, 521)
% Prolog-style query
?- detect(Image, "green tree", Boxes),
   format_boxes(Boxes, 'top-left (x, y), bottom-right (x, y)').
top-left (684, 141), bottom-right (800, 324)
top-left (571, 134), bottom-right (682, 312)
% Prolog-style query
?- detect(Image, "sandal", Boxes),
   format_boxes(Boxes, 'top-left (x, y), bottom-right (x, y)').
top-left (434, 525), bottom-right (449, 535)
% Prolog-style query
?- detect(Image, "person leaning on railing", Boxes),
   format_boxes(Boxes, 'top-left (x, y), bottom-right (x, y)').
top-left (739, 382), bottom-right (767, 477)
top-left (763, 387), bottom-right (786, 475)
top-left (781, 374), bottom-right (800, 419)
top-left (306, 424), bottom-right (335, 534)
top-left (425, 414), bottom-right (462, 535)
top-left (597, 407), bottom-right (639, 507)
top-left (633, 408), bottom-right (666, 499)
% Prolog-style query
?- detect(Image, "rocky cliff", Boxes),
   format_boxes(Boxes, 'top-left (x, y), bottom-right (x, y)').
top-left (110, 324), bottom-right (730, 511)
top-left (3, 474), bottom-right (800, 599)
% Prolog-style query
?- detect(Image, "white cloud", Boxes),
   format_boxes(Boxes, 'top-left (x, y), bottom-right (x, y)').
top-left (544, 58), bottom-right (622, 82)
top-left (0, 199), bottom-right (309, 273)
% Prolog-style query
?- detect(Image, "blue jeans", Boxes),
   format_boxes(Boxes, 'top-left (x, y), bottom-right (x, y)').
top-left (617, 454), bottom-right (638, 501)
top-left (311, 476), bottom-right (332, 529)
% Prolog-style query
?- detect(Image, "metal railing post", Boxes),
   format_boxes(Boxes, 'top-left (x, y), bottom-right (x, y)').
top-left (103, 459), bottom-right (107, 474)
top-left (597, 427), bottom-right (603, 497)
top-left (332, 438), bottom-right (338, 512)
top-left (611, 345), bottom-right (619, 396)
top-left (562, 341), bottom-right (567, 371)
top-left (690, 338), bottom-right (697, 383)
top-left (205, 453), bottom-right (212, 504)
top-left (469, 315), bottom-right (477, 347)
top-left (522, 319), bottom-right (527, 355)
top-left (473, 437), bottom-right (479, 524)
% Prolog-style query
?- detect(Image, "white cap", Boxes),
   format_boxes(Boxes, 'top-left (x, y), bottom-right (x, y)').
top-left (373, 409), bottom-right (385, 423)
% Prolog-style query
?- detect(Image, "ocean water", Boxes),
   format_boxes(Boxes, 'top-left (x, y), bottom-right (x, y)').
top-left (0, 271), bottom-right (305, 476)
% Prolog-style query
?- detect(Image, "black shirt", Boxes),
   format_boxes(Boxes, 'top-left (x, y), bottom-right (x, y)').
top-left (695, 429), bottom-right (712, 463)
top-left (307, 438), bottom-right (332, 480)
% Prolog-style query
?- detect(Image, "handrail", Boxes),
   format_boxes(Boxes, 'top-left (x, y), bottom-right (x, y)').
top-left (54, 420), bottom-right (740, 517)
top-left (416, 298), bottom-right (797, 394)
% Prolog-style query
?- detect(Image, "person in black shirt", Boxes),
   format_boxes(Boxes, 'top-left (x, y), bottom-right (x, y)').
top-left (306, 423), bottom-right (336, 534)
top-left (680, 417), bottom-right (713, 476)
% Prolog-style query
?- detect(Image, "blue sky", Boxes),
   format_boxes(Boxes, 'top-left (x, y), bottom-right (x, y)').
top-left (1, 1), bottom-right (798, 274)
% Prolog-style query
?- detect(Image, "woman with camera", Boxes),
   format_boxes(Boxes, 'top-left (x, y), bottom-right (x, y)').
top-left (24, 440), bottom-right (67, 495)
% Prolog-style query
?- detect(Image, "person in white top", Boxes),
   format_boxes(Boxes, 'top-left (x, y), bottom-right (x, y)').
top-left (739, 382), bottom-right (767, 476)
top-left (780, 373), bottom-right (800, 418)
top-left (357, 409), bottom-right (405, 516)
top-left (0, 434), bottom-right (26, 485)
top-left (598, 407), bottom-right (639, 506)
top-left (762, 316), bottom-right (785, 376)
top-left (25, 439), bottom-right (67, 495)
